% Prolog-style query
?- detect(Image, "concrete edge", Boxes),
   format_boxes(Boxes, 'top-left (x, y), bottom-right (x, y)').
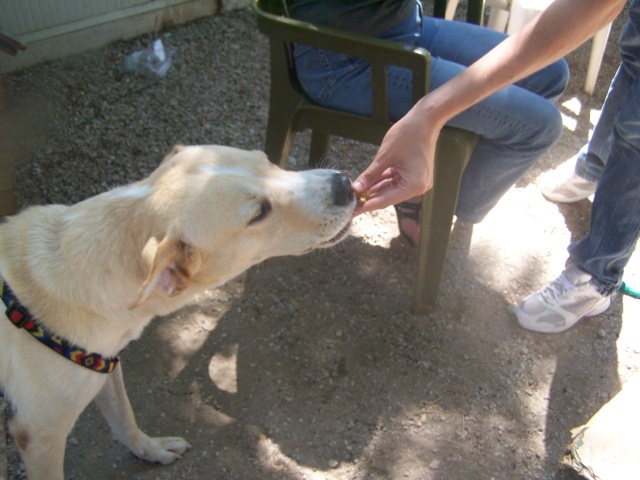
top-left (0, 0), bottom-right (221, 73)
top-left (0, 395), bottom-right (7, 480)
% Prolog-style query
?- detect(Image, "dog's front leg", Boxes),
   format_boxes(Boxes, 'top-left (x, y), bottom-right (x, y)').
top-left (94, 362), bottom-right (191, 464)
top-left (8, 415), bottom-right (69, 480)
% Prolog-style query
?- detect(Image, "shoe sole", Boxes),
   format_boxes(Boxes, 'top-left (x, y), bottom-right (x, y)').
top-left (541, 188), bottom-right (595, 203)
top-left (514, 295), bottom-right (611, 334)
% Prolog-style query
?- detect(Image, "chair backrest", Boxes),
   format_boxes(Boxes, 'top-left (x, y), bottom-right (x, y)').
top-left (254, 0), bottom-right (432, 125)
top-left (433, 0), bottom-right (485, 24)
top-left (260, 0), bottom-right (484, 23)
top-left (257, 0), bottom-right (288, 15)
top-left (255, 0), bottom-right (307, 105)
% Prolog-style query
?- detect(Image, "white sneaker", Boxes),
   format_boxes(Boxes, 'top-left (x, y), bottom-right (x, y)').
top-left (513, 265), bottom-right (611, 333)
top-left (541, 172), bottom-right (597, 203)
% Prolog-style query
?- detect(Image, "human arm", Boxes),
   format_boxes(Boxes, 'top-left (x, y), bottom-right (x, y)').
top-left (353, 0), bottom-right (626, 213)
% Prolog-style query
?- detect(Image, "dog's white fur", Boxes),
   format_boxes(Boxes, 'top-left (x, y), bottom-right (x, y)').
top-left (0, 145), bottom-right (355, 480)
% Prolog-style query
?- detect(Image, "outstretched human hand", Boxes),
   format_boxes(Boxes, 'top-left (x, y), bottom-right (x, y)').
top-left (352, 104), bottom-right (441, 215)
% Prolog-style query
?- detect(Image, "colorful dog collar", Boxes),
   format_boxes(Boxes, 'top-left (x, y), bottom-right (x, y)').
top-left (1, 277), bottom-right (119, 374)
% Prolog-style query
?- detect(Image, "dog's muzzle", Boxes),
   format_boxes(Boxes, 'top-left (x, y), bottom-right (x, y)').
top-left (309, 172), bottom-right (355, 250)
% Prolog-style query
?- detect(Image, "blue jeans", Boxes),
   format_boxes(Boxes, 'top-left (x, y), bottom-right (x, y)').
top-left (573, 64), bottom-right (629, 182)
top-left (293, 5), bottom-right (570, 222)
top-left (569, 0), bottom-right (640, 294)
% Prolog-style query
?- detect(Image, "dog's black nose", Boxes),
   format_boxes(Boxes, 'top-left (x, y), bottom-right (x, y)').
top-left (331, 172), bottom-right (354, 206)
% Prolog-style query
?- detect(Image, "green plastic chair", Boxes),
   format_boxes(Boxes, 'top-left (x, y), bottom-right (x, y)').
top-left (253, 0), bottom-right (482, 313)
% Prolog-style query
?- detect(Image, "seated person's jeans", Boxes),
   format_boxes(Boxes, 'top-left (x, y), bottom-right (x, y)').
top-left (294, 6), bottom-right (570, 223)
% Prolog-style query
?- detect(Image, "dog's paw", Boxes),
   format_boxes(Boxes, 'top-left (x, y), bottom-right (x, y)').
top-left (135, 435), bottom-right (191, 465)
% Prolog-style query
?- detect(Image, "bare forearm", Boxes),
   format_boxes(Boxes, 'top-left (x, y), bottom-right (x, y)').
top-left (415, 0), bottom-right (625, 130)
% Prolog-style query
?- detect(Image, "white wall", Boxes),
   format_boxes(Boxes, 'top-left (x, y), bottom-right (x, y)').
top-left (0, 0), bottom-right (252, 72)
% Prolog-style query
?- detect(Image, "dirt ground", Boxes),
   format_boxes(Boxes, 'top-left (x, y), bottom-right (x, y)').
top-left (2, 4), bottom-right (640, 480)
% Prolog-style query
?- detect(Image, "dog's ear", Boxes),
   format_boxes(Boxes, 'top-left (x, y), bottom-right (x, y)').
top-left (158, 144), bottom-right (187, 166)
top-left (129, 236), bottom-right (202, 310)
top-left (170, 144), bottom-right (186, 156)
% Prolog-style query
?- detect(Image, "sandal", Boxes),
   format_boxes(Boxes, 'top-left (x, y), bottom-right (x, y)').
top-left (393, 200), bottom-right (421, 247)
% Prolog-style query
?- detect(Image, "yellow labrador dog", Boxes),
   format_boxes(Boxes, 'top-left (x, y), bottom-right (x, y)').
top-left (0, 145), bottom-right (355, 480)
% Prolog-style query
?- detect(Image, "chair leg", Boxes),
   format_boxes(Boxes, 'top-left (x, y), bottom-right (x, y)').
top-left (309, 130), bottom-right (331, 167)
top-left (413, 128), bottom-right (478, 314)
top-left (265, 111), bottom-right (296, 168)
top-left (413, 182), bottom-right (461, 314)
top-left (584, 22), bottom-right (612, 95)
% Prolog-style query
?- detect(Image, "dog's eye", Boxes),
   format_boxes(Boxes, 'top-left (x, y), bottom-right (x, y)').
top-left (249, 199), bottom-right (272, 225)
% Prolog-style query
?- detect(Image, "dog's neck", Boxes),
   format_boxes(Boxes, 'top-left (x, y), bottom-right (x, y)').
top-left (3, 191), bottom-right (190, 357)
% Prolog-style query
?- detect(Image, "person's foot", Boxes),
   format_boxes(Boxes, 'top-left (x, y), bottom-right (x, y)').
top-left (541, 172), bottom-right (597, 203)
top-left (513, 264), bottom-right (611, 333)
top-left (393, 198), bottom-right (421, 247)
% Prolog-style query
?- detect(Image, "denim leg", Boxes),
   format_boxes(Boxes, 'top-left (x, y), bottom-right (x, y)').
top-left (569, 118), bottom-right (640, 292)
top-left (575, 65), bottom-right (632, 182)
top-left (569, 74), bottom-right (640, 293)
top-left (450, 88), bottom-right (564, 222)
top-left (574, 146), bottom-right (606, 183)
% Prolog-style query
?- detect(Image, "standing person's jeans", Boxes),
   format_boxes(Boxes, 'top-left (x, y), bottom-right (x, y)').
top-left (569, 0), bottom-right (640, 293)
top-left (573, 64), bottom-right (630, 182)
top-left (293, 5), bottom-right (570, 223)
